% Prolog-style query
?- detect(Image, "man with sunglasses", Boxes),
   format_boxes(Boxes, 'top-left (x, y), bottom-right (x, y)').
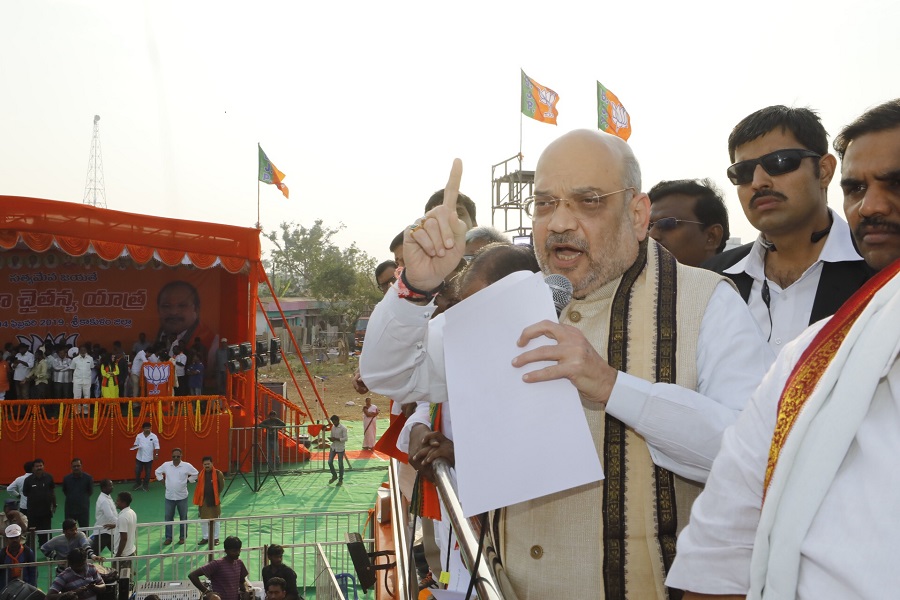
top-left (374, 260), bottom-right (397, 294)
top-left (668, 99), bottom-right (900, 600)
top-left (704, 105), bottom-right (871, 354)
top-left (648, 178), bottom-right (730, 267)
top-left (361, 131), bottom-right (772, 599)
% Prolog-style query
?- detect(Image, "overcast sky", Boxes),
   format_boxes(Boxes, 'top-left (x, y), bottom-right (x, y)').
top-left (2, 0), bottom-right (898, 266)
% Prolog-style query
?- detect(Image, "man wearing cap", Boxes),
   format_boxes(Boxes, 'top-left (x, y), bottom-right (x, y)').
top-left (1, 524), bottom-right (36, 588)
top-left (132, 422), bottom-right (160, 491)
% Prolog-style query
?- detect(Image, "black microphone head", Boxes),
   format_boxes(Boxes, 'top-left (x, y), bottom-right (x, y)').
top-left (544, 274), bottom-right (573, 316)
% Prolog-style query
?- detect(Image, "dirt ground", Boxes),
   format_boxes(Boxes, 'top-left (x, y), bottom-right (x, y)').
top-left (256, 354), bottom-right (392, 423)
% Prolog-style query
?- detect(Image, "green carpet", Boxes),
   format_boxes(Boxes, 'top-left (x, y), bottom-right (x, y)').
top-left (38, 423), bottom-right (389, 598)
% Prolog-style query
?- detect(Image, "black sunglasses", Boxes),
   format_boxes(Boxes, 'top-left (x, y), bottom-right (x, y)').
top-left (648, 217), bottom-right (705, 232)
top-left (726, 149), bottom-right (821, 185)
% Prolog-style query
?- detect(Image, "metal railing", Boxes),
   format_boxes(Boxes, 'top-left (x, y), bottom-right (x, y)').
top-left (21, 511), bottom-right (373, 594)
top-left (433, 460), bottom-right (516, 600)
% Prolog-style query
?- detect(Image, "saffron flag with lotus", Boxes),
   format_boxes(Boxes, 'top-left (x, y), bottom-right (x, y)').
top-left (597, 82), bottom-right (631, 141)
top-left (258, 145), bottom-right (289, 199)
top-left (521, 70), bottom-right (559, 125)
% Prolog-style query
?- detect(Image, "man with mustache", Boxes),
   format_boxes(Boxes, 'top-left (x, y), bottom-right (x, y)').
top-left (361, 131), bottom-right (773, 599)
top-left (669, 100), bottom-right (900, 599)
top-left (704, 106), bottom-right (871, 354)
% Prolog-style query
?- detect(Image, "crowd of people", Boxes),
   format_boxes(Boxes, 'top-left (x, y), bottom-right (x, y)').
top-left (0, 332), bottom-right (217, 409)
top-left (2, 97), bottom-right (897, 599)
top-left (354, 99), bottom-right (900, 598)
top-left (0, 440), bottom-right (303, 599)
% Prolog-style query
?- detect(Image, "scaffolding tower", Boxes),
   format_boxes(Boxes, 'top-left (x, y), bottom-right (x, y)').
top-left (491, 153), bottom-right (534, 242)
top-left (82, 114), bottom-right (107, 208)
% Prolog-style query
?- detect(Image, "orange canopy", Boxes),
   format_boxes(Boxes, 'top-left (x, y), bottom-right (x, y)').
top-left (0, 196), bottom-right (261, 271)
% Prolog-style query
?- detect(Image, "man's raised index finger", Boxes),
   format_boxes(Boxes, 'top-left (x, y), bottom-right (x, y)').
top-left (443, 158), bottom-right (463, 211)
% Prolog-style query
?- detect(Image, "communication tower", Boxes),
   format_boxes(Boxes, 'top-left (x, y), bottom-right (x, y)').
top-left (82, 115), bottom-right (107, 208)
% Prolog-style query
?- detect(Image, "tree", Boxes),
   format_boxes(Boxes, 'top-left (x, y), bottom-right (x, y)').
top-left (265, 221), bottom-right (381, 331)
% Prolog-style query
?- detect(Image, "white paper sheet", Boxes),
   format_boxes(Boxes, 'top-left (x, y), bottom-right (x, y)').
top-left (430, 590), bottom-right (468, 600)
top-left (442, 271), bottom-right (603, 517)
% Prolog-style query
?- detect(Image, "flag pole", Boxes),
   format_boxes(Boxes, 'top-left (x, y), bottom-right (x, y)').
top-left (519, 108), bottom-right (523, 157)
top-left (257, 142), bottom-right (261, 229)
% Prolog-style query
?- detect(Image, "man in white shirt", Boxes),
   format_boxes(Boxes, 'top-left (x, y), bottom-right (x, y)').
top-left (327, 415), bottom-right (347, 486)
top-left (132, 422), bottom-right (159, 492)
top-left (704, 105), bottom-right (871, 354)
top-left (12, 344), bottom-right (34, 400)
top-left (154, 448), bottom-right (198, 545)
top-left (71, 346), bottom-right (94, 415)
top-left (49, 347), bottom-right (73, 402)
top-left (129, 348), bottom-right (147, 398)
top-left (6, 461), bottom-right (33, 515)
top-left (113, 491), bottom-right (137, 571)
top-left (173, 346), bottom-right (188, 396)
top-left (91, 479), bottom-right (117, 555)
top-left (667, 98), bottom-right (900, 600)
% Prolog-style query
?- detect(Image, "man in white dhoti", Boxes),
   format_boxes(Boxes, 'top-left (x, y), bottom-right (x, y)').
top-left (667, 99), bottom-right (900, 599)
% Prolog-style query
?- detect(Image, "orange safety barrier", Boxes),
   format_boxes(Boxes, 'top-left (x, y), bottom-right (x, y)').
top-left (0, 398), bottom-right (231, 483)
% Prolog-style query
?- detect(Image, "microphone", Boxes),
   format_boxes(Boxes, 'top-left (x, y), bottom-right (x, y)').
top-left (544, 274), bottom-right (573, 316)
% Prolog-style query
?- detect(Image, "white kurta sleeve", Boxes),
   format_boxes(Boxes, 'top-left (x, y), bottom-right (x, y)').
top-left (605, 281), bottom-right (775, 482)
top-left (359, 287), bottom-right (447, 404)
top-left (665, 322), bottom-right (822, 593)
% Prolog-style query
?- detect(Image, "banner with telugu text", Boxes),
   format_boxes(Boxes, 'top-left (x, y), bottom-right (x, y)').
top-left (0, 250), bottom-right (233, 367)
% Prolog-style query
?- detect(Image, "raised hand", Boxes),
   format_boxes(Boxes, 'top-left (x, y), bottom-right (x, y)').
top-left (402, 159), bottom-right (468, 291)
top-left (511, 320), bottom-right (618, 406)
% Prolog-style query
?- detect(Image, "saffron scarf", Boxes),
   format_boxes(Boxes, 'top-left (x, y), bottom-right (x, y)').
top-left (193, 468), bottom-right (221, 506)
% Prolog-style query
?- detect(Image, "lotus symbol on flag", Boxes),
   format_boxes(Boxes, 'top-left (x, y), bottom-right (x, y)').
top-left (17, 333), bottom-right (79, 354)
top-left (540, 89), bottom-right (558, 117)
top-left (144, 363), bottom-right (171, 396)
top-left (611, 102), bottom-right (629, 130)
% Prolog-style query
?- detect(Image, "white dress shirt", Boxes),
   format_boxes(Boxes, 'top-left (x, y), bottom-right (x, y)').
top-left (130, 350), bottom-right (147, 376)
top-left (133, 432), bottom-right (160, 462)
top-left (7, 473), bottom-right (30, 510)
top-left (667, 319), bottom-right (900, 598)
top-left (49, 354), bottom-right (73, 383)
top-left (724, 210), bottom-right (863, 354)
top-left (362, 280), bottom-right (774, 483)
top-left (94, 492), bottom-right (117, 531)
top-left (174, 352), bottom-right (187, 377)
top-left (13, 351), bottom-right (34, 381)
top-left (71, 354), bottom-right (94, 384)
top-left (115, 506), bottom-right (137, 556)
top-left (154, 461), bottom-right (199, 500)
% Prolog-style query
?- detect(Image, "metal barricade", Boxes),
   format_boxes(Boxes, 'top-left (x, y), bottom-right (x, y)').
top-left (26, 510), bottom-right (372, 594)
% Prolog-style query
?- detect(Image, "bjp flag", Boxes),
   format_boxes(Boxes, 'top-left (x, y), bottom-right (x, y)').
top-left (258, 144), bottom-right (289, 199)
top-left (597, 82), bottom-right (631, 141)
top-left (521, 70), bottom-right (559, 125)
